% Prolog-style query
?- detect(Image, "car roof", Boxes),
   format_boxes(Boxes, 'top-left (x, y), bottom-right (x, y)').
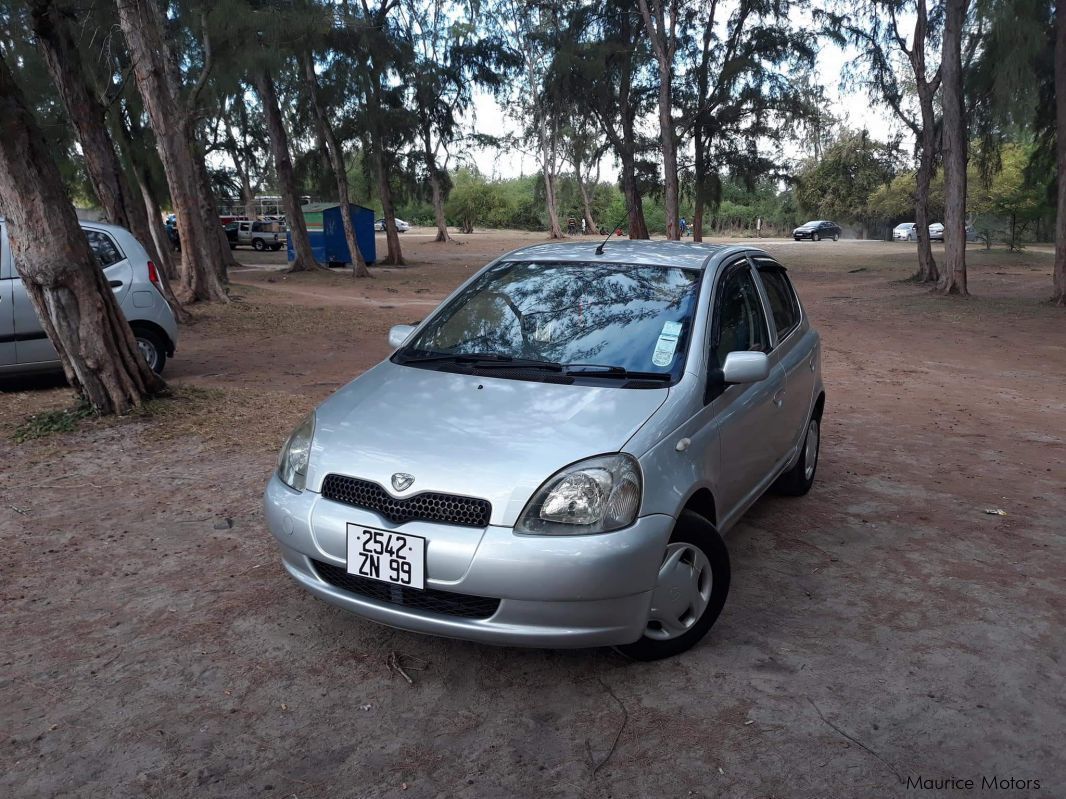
top-left (498, 240), bottom-right (764, 271)
top-left (0, 215), bottom-right (131, 236)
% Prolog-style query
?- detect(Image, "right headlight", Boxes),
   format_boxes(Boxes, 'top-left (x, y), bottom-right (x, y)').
top-left (277, 412), bottom-right (315, 491)
top-left (515, 454), bottom-right (642, 535)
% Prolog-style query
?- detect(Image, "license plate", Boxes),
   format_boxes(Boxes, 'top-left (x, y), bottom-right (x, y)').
top-left (346, 524), bottom-right (426, 589)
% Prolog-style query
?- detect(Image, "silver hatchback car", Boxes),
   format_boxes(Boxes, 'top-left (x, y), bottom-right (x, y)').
top-left (0, 219), bottom-right (178, 374)
top-left (264, 241), bottom-right (824, 659)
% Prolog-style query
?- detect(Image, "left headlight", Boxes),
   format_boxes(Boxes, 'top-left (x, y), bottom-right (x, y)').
top-left (515, 453), bottom-right (642, 535)
top-left (277, 412), bottom-right (315, 491)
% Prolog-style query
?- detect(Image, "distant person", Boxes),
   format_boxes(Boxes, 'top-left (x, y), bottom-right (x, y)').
top-left (581, 218), bottom-right (587, 234)
top-left (679, 217), bottom-right (688, 236)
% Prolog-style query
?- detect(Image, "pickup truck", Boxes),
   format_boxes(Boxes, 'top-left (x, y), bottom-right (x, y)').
top-left (224, 220), bottom-right (284, 251)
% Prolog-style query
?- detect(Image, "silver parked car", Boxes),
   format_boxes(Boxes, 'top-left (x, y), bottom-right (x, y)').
top-left (1, 219), bottom-right (178, 375)
top-left (893, 222), bottom-right (918, 241)
top-left (264, 241), bottom-right (824, 659)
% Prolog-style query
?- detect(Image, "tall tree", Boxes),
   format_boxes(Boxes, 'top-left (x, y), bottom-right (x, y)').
top-left (28, 0), bottom-right (188, 318)
top-left (402, 0), bottom-right (513, 243)
top-left (0, 51), bottom-right (163, 413)
top-left (502, 0), bottom-right (564, 239)
top-left (685, 0), bottom-right (819, 243)
top-left (117, 0), bottom-right (229, 302)
top-left (939, 0), bottom-right (970, 294)
top-left (1055, 0), bottom-right (1065, 304)
top-left (637, 0), bottom-right (689, 240)
top-left (253, 65), bottom-right (324, 272)
top-left (301, 52), bottom-right (370, 276)
top-left (842, 0), bottom-right (942, 283)
top-left (550, 0), bottom-right (652, 238)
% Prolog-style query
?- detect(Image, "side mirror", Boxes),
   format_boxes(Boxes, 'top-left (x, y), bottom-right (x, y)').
top-left (721, 351), bottom-right (770, 384)
top-left (388, 324), bottom-right (415, 349)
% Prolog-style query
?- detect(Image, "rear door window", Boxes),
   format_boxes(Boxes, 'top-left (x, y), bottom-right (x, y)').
top-left (85, 230), bottom-right (124, 268)
top-left (755, 263), bottom-right (800, 340)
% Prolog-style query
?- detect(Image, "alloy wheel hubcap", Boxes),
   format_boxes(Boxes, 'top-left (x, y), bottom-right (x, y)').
top-left (645, 543), bottom-right (712, 640)
top-left (804, 419), bottom-right (820, 480)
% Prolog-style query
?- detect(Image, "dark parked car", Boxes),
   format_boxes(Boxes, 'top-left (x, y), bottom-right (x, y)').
top-left (793, 220), bottom-right (841, 242)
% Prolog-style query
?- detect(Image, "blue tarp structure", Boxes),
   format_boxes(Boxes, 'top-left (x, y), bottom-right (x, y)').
top-left (286, 202), bottom-right (376, 266)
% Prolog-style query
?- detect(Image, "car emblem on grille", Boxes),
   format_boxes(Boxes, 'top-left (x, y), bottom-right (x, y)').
top-left (391, 473), bottom-right (415, 492)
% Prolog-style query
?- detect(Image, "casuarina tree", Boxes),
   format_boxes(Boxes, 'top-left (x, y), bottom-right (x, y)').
top-left (0, 52), bottom-right (164, 413)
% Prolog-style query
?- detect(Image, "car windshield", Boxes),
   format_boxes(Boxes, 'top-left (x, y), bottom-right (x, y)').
top-left (396, 260), bottom-right (702, 382)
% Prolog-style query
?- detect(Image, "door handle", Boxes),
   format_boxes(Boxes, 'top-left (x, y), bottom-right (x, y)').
top-left (109, 280), bottom-right (123, 288)
top-left (809, 356), bottom-right (816, 372)
top-left (773, 389), bottom-right (785, 407)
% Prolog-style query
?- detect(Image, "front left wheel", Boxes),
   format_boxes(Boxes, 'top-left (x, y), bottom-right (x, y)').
top-left (616, 511), bottom-right (731, 661)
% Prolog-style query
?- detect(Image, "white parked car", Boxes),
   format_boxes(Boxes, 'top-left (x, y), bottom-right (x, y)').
top-left (375, 218), bottom-right (410, 233)
top-left (893, 223), bottom-right (918, 241)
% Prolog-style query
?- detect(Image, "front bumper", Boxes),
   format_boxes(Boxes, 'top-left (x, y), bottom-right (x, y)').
top-left (263, 474), bottom-right (675, 648)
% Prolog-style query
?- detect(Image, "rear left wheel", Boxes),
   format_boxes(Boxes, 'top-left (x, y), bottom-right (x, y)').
top-left (253, 238), bottom-right (266, 251)
top-left (616, 511), bottom-right (731, 661)
top-left (774, 416), bottom-right (820, 496)
top-left (132, 327), bottom-right (167, 375)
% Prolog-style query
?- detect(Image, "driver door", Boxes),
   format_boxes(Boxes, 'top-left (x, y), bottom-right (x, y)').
top-left (708, 260), bottom-right (786, 523)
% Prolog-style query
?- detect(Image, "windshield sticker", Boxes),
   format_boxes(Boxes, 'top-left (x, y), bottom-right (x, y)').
top-left (652, 321), bottom-right (683, 367)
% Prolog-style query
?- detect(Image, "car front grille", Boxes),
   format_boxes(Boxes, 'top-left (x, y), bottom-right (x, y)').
top-left (320, 474), bottom-right (491, 528)
top-left (311, 559), bottom-right (501, 620)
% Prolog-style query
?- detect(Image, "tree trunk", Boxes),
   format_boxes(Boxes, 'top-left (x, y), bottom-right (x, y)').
top-left (30, 0), bottom-right (189, 321)
top-left (913, 95), bottom-right (940, 283)
top-left (1055, 0), bottom-right (1066, 304)
top-left (939, 0), bottom-right (969, 295)
top-left (638, 0), bottom-right (679, 240)
top-left (620, 152), bottom-right (650, 239)
top-left (253, 68), bottom-right (322, 273)
top-left (302, 54), bottom-right (370, 277)
top-left (371, 145), bottom-right (406, 266)
top-left (117, 0), bottom-right (228, 303)
top-left (577, 176), bottom-right (597, 235)
top-left (429, 169), bottom-right (450, 242)
top-left (0, 53), bottom-right (164, 413)
top-left (541, 124), bottom-right (564, 239)
top-left (194, 153), bottom-right (238, 275)
top-left (693, 124), bottom-right (706, 243)
top-left (656, 63), bottom-right (679, 240)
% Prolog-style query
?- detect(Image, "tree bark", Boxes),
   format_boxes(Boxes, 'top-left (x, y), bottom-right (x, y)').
top-left (620, 151), bottom-right (650, 239)
top-left (428, 168), bottom-right (450, 242)
top-left (301, 54), bottom-right (371, 277)
top-left (117, 0), bottom-right (228, 302)
top-left (372, 146), bottom-right (406, 265)
top-left (939, 0), bottom-right (969, 295)
top-left (1055, 0), bottom-right (1066, 304)
top-left (638, 0), bottom-right (680, 240)
top-left (0, 53), bottom-right (164, 413)
top-left (30, 0), bottom-right (189, 320)
top-left (252, 67), bottom-right (323, 273)
top-left (911, 0), bottom-right (940, 284)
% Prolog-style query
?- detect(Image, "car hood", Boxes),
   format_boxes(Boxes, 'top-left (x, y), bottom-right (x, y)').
top-left (795, 224), bottom-right (817, 230)
top-left (306, 360), bottom-right (670, 527)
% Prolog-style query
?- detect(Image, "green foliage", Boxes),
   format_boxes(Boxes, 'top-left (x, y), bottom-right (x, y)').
top-left (13, 406), bottom-right (95, 443)
top-left (969, 142), bottom-right (1052, 249)
top-left (795, 130), bottom-right (900, 229)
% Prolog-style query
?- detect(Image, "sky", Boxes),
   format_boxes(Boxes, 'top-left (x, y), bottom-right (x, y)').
top-left (460, 36), bottom-right (911, 182)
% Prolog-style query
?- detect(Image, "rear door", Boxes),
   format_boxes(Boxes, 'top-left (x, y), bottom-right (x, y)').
top-left (752, 257), bottom-right (816, 457)
top-left (0, 224), bottom-right (15, 367)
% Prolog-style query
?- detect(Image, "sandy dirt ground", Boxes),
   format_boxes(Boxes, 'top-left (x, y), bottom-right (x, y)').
top-left (1, 230), bottom-right (1064, 799)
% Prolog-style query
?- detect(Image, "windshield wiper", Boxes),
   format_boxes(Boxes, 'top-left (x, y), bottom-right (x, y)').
top-left (398, 352), bottom-right (563, 371)
top-left (563, 364), bottom-right (673, 381)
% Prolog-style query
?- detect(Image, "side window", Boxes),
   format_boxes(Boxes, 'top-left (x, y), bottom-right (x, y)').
top-left (757, 266), bottom-right (800, 339)
top-left (85, 230), bottom-right (123, 268)
top-left (714, 266), bottom-right (770, 368)
top-left (251, 222), bottom-right (264, 232)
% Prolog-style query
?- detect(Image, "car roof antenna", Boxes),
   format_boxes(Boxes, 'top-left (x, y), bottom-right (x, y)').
top-left (595, 207), bottom-right (631, 255)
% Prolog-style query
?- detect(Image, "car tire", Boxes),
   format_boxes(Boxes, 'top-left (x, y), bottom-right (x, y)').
top-left (253, 238), bottom-right (266, 251)
top-left (774, 416), bottom-right (821, 496)
top-left (132, 326), bottom-right (167, 375)
top-left (832, 233), bottom-right (839, 241)
top-left (812, 232), bottom-right (821, 242)
top-left (615, 510), bottom-right (731, 661)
